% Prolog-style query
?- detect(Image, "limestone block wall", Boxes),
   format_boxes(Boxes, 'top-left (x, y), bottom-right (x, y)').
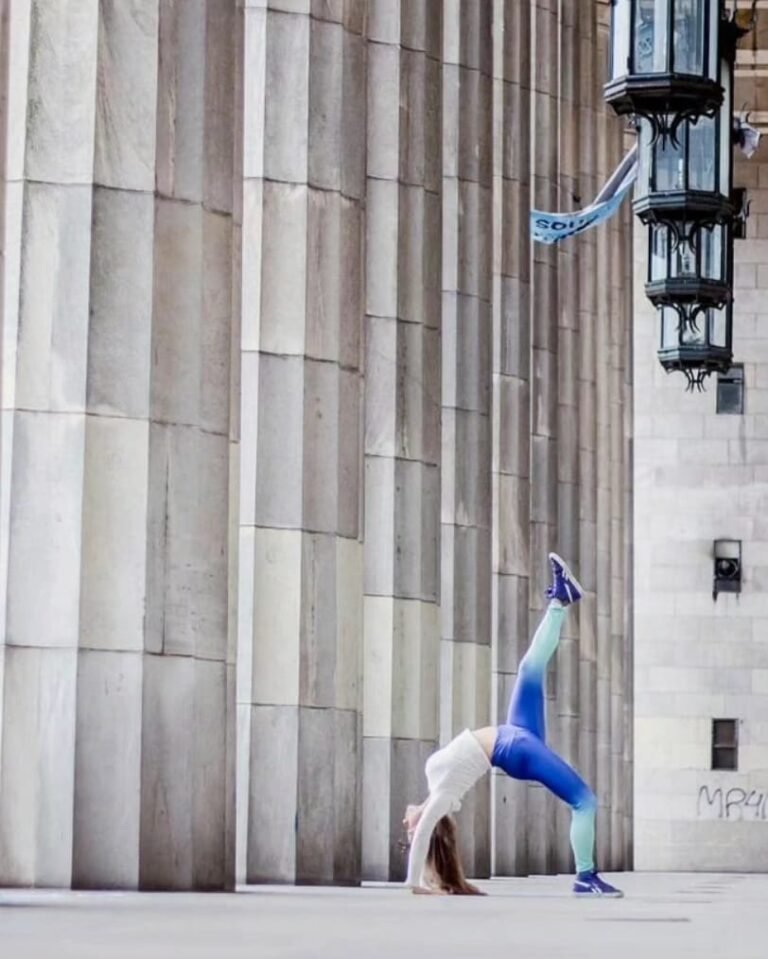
top-left (633, 150), bottom-right (768, 871)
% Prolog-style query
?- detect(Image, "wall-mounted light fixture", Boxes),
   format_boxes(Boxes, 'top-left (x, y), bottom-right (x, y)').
top-left (605, 1), bottom-right (755, 393)
top-left (713, 538), bottom-right (741, 600)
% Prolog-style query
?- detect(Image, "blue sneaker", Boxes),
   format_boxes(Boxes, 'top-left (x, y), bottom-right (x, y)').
top-left (573, 871), bottom-right (624, 898)
top-left (546, 552), bottom-right (583, 606)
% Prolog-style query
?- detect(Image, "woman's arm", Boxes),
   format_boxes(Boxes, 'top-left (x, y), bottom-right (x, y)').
top-left (404, 792), bottom-right (454, 889)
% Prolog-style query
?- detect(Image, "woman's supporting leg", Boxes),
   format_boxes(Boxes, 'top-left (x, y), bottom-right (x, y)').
top-left (570, 792), bottom-right (598, 875)
top-left (505, 602), bottom-right (566, 740)
top-left (498, 727), bottom-right (622, 893)
top-left (510, 728), bottom-right (597, 872)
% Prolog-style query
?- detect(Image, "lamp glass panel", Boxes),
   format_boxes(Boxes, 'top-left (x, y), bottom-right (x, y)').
top-left (710, 306), bottom-right (728, 348)
top-left (719, 61), bottom-right (732, 197)
top-left (673, 0), bottom-right (705, 75)
top-left (635, 0), bottom-right (669, 74)
top-left (654, 132), bottom-right (685, 191)
top-left (650, 226), bottom-right (669, 280)
top-left (612, 0), bottom-right (632, 78)
top-left (661, 307), bottom-right (680, 348)
top-left (699, 225), bottom-right (723, 281)
top-left (688, 115), bottom-right (716, 192)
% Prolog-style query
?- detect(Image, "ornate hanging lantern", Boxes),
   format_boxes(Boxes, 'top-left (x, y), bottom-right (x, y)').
top-left (646, 219), bottom-right (732, 313)
top-left (604, 1), bottom-right (754, 392)
top-left (606, 0), bottom-right (726, 142)
top-left (633, 49), bottom-right (735, 234)
top-left (657, 301), bottom-right (733, 390)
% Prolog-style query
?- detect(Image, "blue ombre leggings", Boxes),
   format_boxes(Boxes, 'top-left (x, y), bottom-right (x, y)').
top-left (491, 604), bottom-right (597, 874)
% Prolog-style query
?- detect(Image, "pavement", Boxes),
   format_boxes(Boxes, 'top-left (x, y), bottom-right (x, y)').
top-left (1, 872), bottom-right (766, 959)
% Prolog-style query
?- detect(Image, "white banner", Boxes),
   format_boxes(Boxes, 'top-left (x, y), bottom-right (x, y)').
top-left (531, 144), bottom-right (638, 245)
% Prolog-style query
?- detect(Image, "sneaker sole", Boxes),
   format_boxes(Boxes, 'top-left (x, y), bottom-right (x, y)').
top-left (573, 890), bottom-right (624, 898)
top-left (548, 552), bottom-right (584, 599)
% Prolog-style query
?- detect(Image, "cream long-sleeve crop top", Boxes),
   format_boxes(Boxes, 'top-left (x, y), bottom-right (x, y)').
top-left (405, 729), bottom-right (491, 888)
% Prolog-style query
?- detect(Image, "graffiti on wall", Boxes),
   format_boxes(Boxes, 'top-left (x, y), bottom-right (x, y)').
top-left (697, 785), bottom-right (768, 821)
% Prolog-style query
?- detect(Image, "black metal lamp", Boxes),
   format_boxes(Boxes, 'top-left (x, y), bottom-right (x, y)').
top-left (606, 0), bottom-right (726, 141)
top-left (633, 44), bottom-right (735, 234)
top-left (647, 219), bottom-right (732, 312)
top-left (657, 301), bottom-right (733, 390)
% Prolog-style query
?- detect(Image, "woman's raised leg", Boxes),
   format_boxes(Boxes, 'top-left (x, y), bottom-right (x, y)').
top-left (504, 603), bottom-right (565, 740)
top-left (505, 554), bottom-right (583, 740)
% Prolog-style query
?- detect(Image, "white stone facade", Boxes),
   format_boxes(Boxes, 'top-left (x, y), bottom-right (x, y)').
top-left (633, 148), bottom-right (768, 871)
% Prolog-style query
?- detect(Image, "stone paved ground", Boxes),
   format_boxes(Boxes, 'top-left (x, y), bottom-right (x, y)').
top-left (1, 872), bottom-right (765, 959)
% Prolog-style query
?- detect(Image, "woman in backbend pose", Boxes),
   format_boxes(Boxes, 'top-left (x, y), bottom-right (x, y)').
top-left (403, 553), bottom-right (622, 898)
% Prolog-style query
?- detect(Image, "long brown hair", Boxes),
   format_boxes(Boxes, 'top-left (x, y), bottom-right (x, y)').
top-left (425, 815), bottom-right (486, 895)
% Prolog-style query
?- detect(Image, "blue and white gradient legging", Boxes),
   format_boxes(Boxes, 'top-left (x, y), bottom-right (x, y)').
top-left (491, 603), bottom-right (597, 874)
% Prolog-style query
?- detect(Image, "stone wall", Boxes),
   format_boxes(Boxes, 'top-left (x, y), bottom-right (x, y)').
top-left (633, 148), bottom-right (768, 871)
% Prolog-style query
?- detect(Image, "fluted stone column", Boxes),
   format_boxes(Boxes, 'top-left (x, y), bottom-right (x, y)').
top-left (0, 0), bottom-right (237, 890)
top-left (608, 118), bottom-right (629, 871)
top-left (621, 172), bottom-right (635, 872)
top-left (238, 1), bottom-right (366, 886)
top-left (593, 15), bottom-right (613, 870)
top-left (528, 0), bottom-right (560, 875)
top-left (0, 0), bottom-right (20, 788)
top-left (577, 0), bottom-right (600, 839)
top-left (441, 0), bottom-right (493, 880)
top-left (491, 0), bottom-right (532, 877)
top-left (362, 0), bottom-right (442, 882)
top-left (554, 0), bottom-right (582, 875)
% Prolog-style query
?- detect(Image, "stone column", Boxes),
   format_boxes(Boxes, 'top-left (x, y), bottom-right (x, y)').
top-left (0, 0), bottom-right (18, 789)
top-left (238, 1), bottom-right (366, 886)
top-left (362, 0), bottom-right (442, 882)
top-left (0, 0), bottom-right (237, 890)
top-left (441, 0), bottom-right (493, 880)
top-left (622, 172), bottom-right (635, 872)
top-left (577, 0), bottom-right (600, 839)
top-left (491, 0), bottom-right (532, 877)
top-left (608, 120), bottom-right (630, 871)
top-left (0, 0), bottom-right (99, 888)
top-left (139, 0), bottom-right (237, 890)
top-left (528, 0), bottom-right (560, 875)
top-left (554, 0), bottom-right (582, 875)
top-left (593, 14), bottom-right (613, 870)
